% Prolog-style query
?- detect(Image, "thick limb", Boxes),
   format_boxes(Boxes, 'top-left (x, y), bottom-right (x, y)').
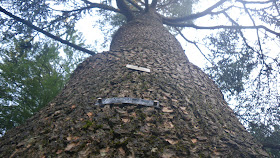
top-left (151, 0), bottom-right (158, 9)
top-left (116, 0), bottom-right (134, 21)
top-left (0, 6), bottom-right (96, 55)
top-left (144, 0), bottom-right (149, 12)
top-left (162, 0), bottom-right (227, 23)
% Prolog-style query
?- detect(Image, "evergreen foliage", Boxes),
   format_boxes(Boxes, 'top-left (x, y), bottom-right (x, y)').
top-left (0, 32), bottom-right (86, 135)
top-left (249, 123), bottom-right (280, 157)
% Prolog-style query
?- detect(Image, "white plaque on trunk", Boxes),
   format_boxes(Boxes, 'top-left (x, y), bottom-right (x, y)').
top-left (126, 64), bottom-right (150, 72)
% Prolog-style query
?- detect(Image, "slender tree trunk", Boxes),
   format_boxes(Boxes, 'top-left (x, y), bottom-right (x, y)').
top-left (0, 12), bottom-right (269, 157)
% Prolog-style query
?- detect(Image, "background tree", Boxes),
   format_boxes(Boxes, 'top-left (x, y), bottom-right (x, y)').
top-left (196, 1), bottom-right (280, 153)
top-left (0, 0), bottom-right (279, 156)
top-left (0, 30), bottom-right (87, 135)
top-left (249, 122), bottom-right (280, 157)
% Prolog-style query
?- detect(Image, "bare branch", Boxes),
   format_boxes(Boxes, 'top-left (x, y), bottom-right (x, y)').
top-left (236, 0), bottom-right (274, 4)
top-left (222, 12), bottom-right (273, 72)
top-left (84, 3), bottom-right (120, 13)
top-left (239, 3), bottom-right (277, 81)
top-left (273, 0), bottom-right (280, 16)
top-left (0, 6), bottom-right (95, 56)
top-left (126, 0), bottom-right (144, 12)
top-left (223, 12), bottom-right (255, 50)
top-left (116, 0), bottom-right (134, 21)
top-left (174, 27), bottom-right (213, 65)
top-left (52, 2), bottom-right (121, 13)
top-left (162, 0), bottom-right (227, 23)
top-left (241, 3), bottom-right (264, 54)
top-left (165, 22), bottom-right (280, 37)
top-left (151, 0), bottom-right (158, 9)
top-left (210, 6), bottom-right (234, 15)
top-left (47, 2), bottom-right (121, 29)
top-left (135, 0), bottom-right (145, 6)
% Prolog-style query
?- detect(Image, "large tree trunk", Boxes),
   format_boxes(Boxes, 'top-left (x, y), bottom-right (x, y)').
top-left (0, 12), bottom-right (268, 157)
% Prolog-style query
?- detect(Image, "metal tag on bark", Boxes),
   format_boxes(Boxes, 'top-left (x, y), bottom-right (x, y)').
top-left (126, 64), bottom-right (150, 72)
top-left (96, 97), bottom-right (159, 108)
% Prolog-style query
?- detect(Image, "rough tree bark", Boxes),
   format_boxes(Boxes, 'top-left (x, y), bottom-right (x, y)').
top-left (0, 10), bottom-right (269, 158)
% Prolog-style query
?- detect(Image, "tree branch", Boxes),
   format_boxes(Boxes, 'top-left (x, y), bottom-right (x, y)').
top-left (162, 0), bottom-right (227, 23)
top-left (273, 0), bottom-right (280, 16)
top-left (236, 0), bottom-right (273, 4)
top-left (116, 0), bottom-right (134, 21)
top-left (144, 0), bottom-right (149, 12)
top-left (222, 12), bottom-right (270, 70)
top-left (135, 0), bottom-right (145, 6)
top-left (174, 27), bottom-right (213, 65)
top-left (241, 2), bottom-right (264, 54)
top-left (52, 2), bottom-right (121, 13)
top-left (210, 6), bottom-right (234, 15)
top-left (223, 12), bottom-right (254, 50)
top-left (262, 142), bottom-right (280, 150)
top-left (165, 22), bottom-right (280, 37)
top-left (126, 0), bottom-right (143, 12)
top-left (151, 0), bottom-right (158, 9)
top-left (0, 6), bottom-right (95, 56)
